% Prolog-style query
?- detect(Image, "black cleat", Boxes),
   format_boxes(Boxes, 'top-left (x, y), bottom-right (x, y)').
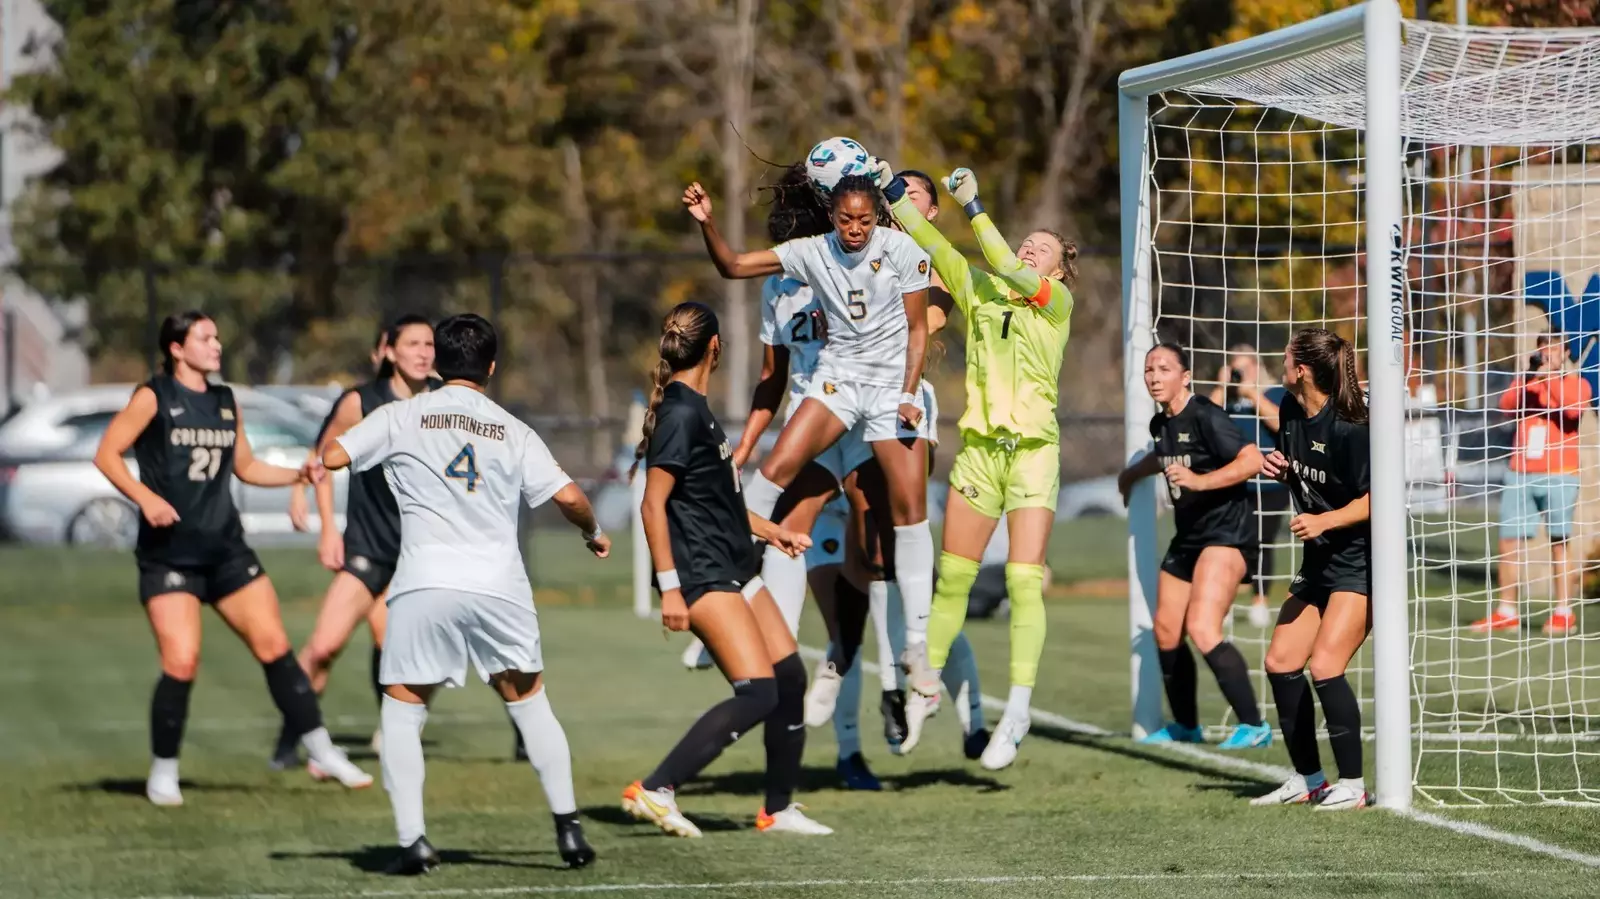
top-left (387, 836), bottom-right (440, 876)
top-left (880, 689), bottom-right (908, 749)
top-left (836, 752), bottom-right (882, 791)
top-left (556, 818), bottom-right (595, 869)
top-left (269, 723), bottom-right (300, 771)
top-left (963, 727), bottom-right (991, 761)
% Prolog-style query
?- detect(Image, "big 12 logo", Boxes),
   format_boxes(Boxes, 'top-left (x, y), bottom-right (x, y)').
top-left (1524, 270), bottom-right (1600, 409)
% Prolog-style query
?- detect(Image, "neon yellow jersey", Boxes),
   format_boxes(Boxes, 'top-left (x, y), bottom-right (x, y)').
top-left (890, 197), bottom-right (1073, 444)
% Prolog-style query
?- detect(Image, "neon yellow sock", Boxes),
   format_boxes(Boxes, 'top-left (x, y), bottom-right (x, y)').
top-left (1005, 563), bottom-right (1047, 688)
top-left (927, 552), bottom-right (980, 670)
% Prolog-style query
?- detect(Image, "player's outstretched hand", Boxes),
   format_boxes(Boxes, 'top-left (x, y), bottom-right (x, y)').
top-left (945, 167), bottom-right (979, 208)
top-left (867, 156), bottom-right (895, 190)
top-left (661, 589), bottom-right (690, 632)
top-left (899, 402), bottom-right (924, 432)
top-left (1261, 449), bottom-right (1289, 481)
top-left (586, 532), bottom-right (612, 559)
top-left (318, 529), bottom-right (345, 572)
top-left (288, 484), bottom-right (312, 532)
top-left (768, 527), bottom-right (813, 559)
top-left (683, 182), bottom-right (713, 222)
top-left (139, 496), bottom-right (180, 528)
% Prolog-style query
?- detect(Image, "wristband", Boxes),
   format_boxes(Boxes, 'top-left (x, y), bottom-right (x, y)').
top-left (583, 526), bottom-right (604, 542)
top-left (962, 198), bottom-right (986, 219)
top-left (900, 392), bottom-right (919, 407)
top-left (656, 569), bottom-right (681, 591)
top-left (883, 175), bottom-right (908, 204)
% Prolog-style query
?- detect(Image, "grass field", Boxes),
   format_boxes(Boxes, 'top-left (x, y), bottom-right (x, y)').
top-left (5, 521), bottom-right (1600, 899)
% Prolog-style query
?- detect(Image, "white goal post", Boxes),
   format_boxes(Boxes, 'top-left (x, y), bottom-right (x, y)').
top-left (1120, 0), bottom-right (1600, 809)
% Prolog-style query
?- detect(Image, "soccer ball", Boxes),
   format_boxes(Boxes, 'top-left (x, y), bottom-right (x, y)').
top-left (806, 137), bottom-right (871, 194)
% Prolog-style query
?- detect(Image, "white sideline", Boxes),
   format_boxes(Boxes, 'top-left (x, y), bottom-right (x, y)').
top-left (795, 646), bottom-right (1600, 869)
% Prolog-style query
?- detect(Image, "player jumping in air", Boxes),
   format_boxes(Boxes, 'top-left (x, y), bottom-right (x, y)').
top-left (872, 160), bottom-right (1075, 768)
top-left (93, 311), bottom-right (373, 807)
top-left (625, 302), bottom-right (831, 838)
top-left (320, 313), bottom-right (606, 873)
top-left (1251, 328), bottom-right (1372, 811)
top-left (1119, 343), bottom-right (1270, 749)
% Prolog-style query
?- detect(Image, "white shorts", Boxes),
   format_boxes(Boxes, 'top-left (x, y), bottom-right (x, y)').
top-left (806, 498), bottom-right (850, 570)
top-left (382, 589), bottom-right (543, 688)
top-left (815, 423), bottom-right (875, 480)
top-left (806, 367), bottom-right (931, 445)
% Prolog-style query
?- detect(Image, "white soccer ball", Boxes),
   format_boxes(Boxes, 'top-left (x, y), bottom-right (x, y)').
top-left (806, 137), bottom-right (871, 195)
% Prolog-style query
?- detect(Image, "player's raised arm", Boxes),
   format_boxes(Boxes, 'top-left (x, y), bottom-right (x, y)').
top-left (873, 160), bottom-right (976, 317)
top-left (946, 167), bottom-right (1076, 324)
top-left (684, 182), bottom-right (783, 280)
top-left (322, 403), bottom-right (397, 473)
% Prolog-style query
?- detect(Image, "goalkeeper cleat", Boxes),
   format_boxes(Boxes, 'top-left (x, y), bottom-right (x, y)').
top-left (803, 659), bottom-right (843, 728)
top-left (756, 803), bottom-right (834, 835)
top-left (1313, 781), bottom-right (1370, 811)
top-left (900, 689), bottom-right (936, 754)
top-left (836, 752), bottom-right (881, 791)
top-left (555, 818), bottom-right (596, 868)
top-left (386, 836), bottom-right (440, 876)
top-left (1249, 774), bottom-right (1330, 806)
top-left (681, 638), bottom-right (713, 671)
top-left (979, 716), bottom-right (1029, 771)
top-left (1139, 722), bottom-right (1204, 745)
top-left (1544, 608), bottom-right (1577, 636)
top-left (1218, 722), bottom-right (1273, 750)
top-left (622, 781), bottom-right (701, 838)
top-left (881, 690), bottom-right (908, 750)
top-left (963, 727), bottom-right (991, 761)
top-left (1248, 598), bottom-right (1273, 629)
top-left (1470, 609), bottom-right (1520, 633)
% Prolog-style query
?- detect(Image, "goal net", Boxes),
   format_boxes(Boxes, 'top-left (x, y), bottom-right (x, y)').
top-left (1120, 0), bottom-right (1600, 806)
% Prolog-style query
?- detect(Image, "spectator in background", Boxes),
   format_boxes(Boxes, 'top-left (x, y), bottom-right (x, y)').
top-left (1474, 333), bottom-right (1591, 636)
top-left (1209, 344), bottom-right (1289, 629)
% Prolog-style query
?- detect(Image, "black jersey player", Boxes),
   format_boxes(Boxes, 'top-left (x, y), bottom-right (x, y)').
top-left (93, 310), bottom-right (373, 806)
top-left (621, 301), bottom-right (832, 838)
top-left (1119, 343), bottom-right (1268, 751)
top-left (1251, 327), bottom-right (1372, 811)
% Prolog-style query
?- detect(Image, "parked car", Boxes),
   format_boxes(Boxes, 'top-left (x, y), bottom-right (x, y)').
top-left (0, 385), bottom-right (347, 547)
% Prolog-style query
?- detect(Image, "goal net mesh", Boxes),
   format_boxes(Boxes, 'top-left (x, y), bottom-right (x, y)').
top-left (1142, 17), bottom-right (1600, 804)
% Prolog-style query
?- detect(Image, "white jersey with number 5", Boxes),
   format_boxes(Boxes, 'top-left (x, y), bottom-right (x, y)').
top-left (772, 227), bottom-right (930, 388)
top-left (758, 276), bottom-right (825, 420)
top-left (335, 385), bottom-right (572, 609)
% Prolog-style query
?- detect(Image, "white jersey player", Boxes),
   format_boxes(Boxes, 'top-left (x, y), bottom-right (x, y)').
top-left (320, 313), bottom-right (606, 876)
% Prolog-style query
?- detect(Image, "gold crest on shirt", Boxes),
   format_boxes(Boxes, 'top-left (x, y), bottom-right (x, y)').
top-left (823, 383), bottom-right (838, 395)
top-left (870, 258), bottom-right (882, 273)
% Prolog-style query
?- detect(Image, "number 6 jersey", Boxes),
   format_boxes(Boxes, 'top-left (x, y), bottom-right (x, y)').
top-left (335, 385), bottom-right (573, 609)
top-left (133, 375), bottom-right (246, 566)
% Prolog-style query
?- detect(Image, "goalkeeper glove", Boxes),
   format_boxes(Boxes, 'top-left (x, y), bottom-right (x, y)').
top-left (868, 156), bottom-right (908, 203)
top-left (945, 167), bottom-right (983, 217)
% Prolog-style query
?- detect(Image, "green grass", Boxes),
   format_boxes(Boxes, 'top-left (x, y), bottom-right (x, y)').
top-left (4, 526), bottom-right (1600, 899)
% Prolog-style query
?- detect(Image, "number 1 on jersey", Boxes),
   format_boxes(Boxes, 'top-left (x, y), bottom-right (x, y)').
top-left (445, 444), bottom-right (480, 493)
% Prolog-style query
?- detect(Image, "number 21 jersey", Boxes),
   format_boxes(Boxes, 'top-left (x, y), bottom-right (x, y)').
top-left (758, 276), bottom-right (825, 419)
top-left (133, 375), bottom-right (246, 566)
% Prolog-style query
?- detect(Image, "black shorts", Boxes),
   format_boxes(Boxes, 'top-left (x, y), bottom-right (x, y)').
top-left (138, 549), bottom-right (266, 605)
top-left (341, 549), bottom-right (396, 597)
top-left (679, 576), bottom-right (765, 607)
top-left (1289, 544), bottom-right (1371, 608)
top-left (1160, 539), bottom-right (1258, 585)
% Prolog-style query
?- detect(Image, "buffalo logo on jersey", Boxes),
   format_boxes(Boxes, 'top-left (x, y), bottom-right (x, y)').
top-left (823, 383), bottom-right (838, 395)
top-left (164, 571), bottom-right (186, 589)
top-left (957, 484), bottom-right (979, 500)
top-left (870, 258), bottom-right (882, 273)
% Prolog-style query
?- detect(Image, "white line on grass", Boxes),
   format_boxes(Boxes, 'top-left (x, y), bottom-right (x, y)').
top-left (796, 646), bottom-right (1600, 869)
top-left (127, 868), bottom-right (1536, 899)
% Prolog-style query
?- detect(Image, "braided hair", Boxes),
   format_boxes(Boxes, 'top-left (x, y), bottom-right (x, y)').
top-left (1289, 327), bottom-right (1367, 424)
top-left (630, 302), bottom-right (721, 479)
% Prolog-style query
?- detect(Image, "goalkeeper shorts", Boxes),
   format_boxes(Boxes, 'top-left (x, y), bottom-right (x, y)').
top-left (947, 435), bottom-right (1059, 520)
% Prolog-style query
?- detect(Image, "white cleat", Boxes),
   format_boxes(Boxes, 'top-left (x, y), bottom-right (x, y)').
top-left (681, 638), bottom-right (713, 671)
top-left (900, 688), bottom-right (937, 754)
top-left (1314, 782), bottom-right (1370, 811)
top-left (305, 745), bottom-right (374, 789)
top-left (1249, 774), bottom-right (1331, 806)
top-left (1248, 599), bottom-right (1273, 629)
top-left (757, 803), bottom-right (834, 835)
top-left (803, 659), bottom-right (843, 728)
top-left (146, 758), bottom-right (183, 807)
top-left (623, 781), bottom-right (702, 838)
top-left (979, 716), bottom-right (1029, 771)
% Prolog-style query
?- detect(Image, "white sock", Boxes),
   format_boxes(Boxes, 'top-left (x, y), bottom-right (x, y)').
top-left (943, 633), bottom-right (984, 734)
top-left (744, 471), bottom-right (784, 521)
top-left (1003, 684), bottom-right (1033, 723)
top-left (832, 641), bottom-right (863, 758)
top-left (762, 545), bottom-right (808, 638)
top-left (893, 521), bottom-right (935, 645)
top-left (868, 582), bottom-right (897, 691)
top-left (1497, 600), bottom-right (1518, 617)
top-left (505, 688), bottom-right (577, 816)
top-left (150, 756), bottom-right (179, 780)
top-left (299, 726), bottom-right (339, 764)
top-left (1340, 776), bottom-right (1365, 795)
top-left (380, 696), bottom-right (429, 846)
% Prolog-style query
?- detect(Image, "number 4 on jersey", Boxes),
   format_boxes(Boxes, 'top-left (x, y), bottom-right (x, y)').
top-left (445, 444), bottom-right (481, 492)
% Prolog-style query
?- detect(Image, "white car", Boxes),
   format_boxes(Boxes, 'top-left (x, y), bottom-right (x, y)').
top-left (0, 384), bottom-right (346, 547)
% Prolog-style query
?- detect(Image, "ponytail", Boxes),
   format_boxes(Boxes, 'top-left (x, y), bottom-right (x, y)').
top-left (1288, 327), bottom-right (1367, 424)
top-left (1335, 338), bottom-right (1368, 424)
top-left (629, 302), bottom-right (721, 480)
top-left (630, 359), bottom-right (674, 479)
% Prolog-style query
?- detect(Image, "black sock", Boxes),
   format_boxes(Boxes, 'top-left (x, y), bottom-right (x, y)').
top-left (833, 577), bottom-right (869, 673)
top-left (1158, 644), bottom-right (1199, 729)
top-left (763, 653), bottom-right (807, 813)
top-left (370, 647), bottom-right (384, 709)
top-left (262, 651), bottom-right (323, 739)
top-left (642, 677), bottom-right (778, 791)
top-left (1204, 643), bottom-right (1263, 727)
top-left (150, 674), bottom-right (194, 759)
top-left (1268, 670), bottom-right (1322, 776)
top-left (1313, 675), bottom-right (1363, 780)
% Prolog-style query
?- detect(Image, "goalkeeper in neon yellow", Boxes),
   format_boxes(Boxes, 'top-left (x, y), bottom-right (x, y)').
top-left (872, 158), bottom-right (1074, 770)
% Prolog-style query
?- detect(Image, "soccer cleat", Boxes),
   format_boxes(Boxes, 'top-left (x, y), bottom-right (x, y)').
top-left (1218, 722), bottom-right (1274, 750)
top-left (1248, 598), bottom-right (1273, 629)
top-left (622, 781), bottom-right (701, 838)
top-left (756, 803), bottom-right (834, 835)
top-left (146, 759), bottom-right (183, 807)
top-left (979, 716), bottom-right (1029, 771)
top-left (1470, 609), bottom-right (1520, 632)
top-left (901, 643), bottom-right (942, 698)
top-left (1544, 608), bottom-right (1578, 636)
top-left (803, 659), bottom-right (843, 728)
top-left (899, 689), bottom-right (936, 754)
top-left (835, 752), bottom-right (881, 791)
top-left (1249, 774), bottom-right (1330, 806)
top-left (1313, 782), bottom-right (1370, 811)
top-left (305, 745), bottom-right (374, 789)
top-left (1138, 722), bottom-right (1205, 745)
top-left (880, 690), bottom-right (908, 750)
top-left (555, 818), bottom-right (596, 868)
top-left (963, 727), bottom-right (991, 761)
top-left (681, 638), bottom-right (713, 671)
top-left (269, 725), bottom-right (300, 771)
top-left (386, 836), bottom-right (440, 876)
